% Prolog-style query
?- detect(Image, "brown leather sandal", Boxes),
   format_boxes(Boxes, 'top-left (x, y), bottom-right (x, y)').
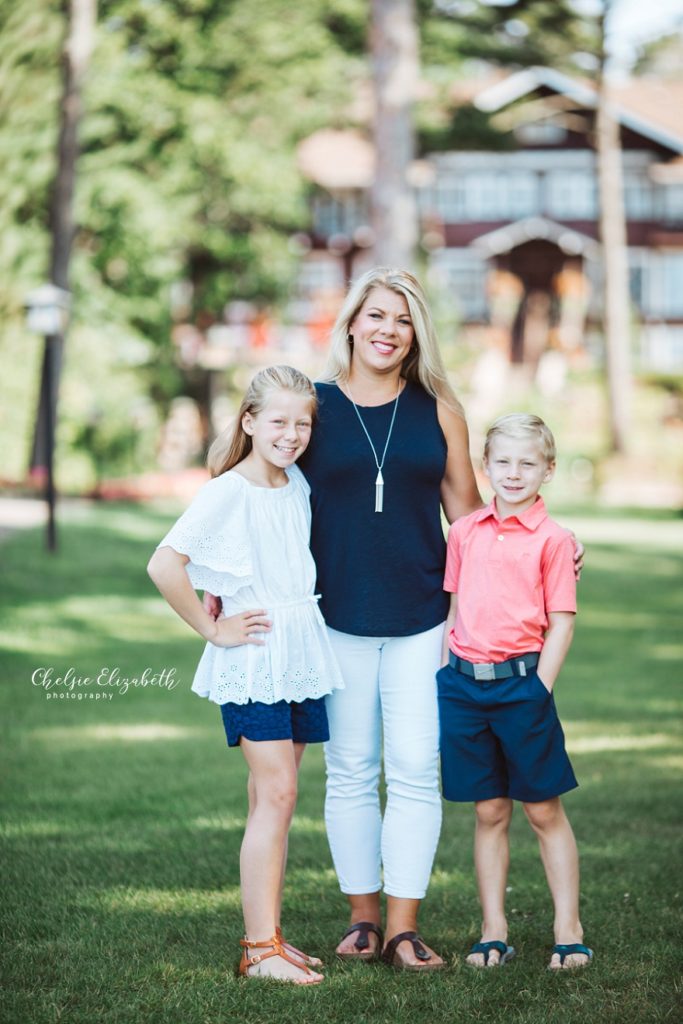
top-left (275, 926), bottom-right (323, 967)
top-left (381, 931), bottom-right (445, 972)
top-left (336, 921), bottom-right (384, 961)
top-left (239, 934), bottom-right (323, 984)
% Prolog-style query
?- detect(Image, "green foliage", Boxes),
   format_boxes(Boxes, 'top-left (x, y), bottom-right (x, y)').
top-left (417, 0), bottom-right (599, 155)
top-left (0, 0), bottom-right (61, 317)
top-left (0, 0), bottom-right (597, 485)
top-left (79, 0), bottom-right (367, 337)
top-left (423, 0), bottom-right (597, 71)
top-left (1, 0), bottom-right (368, 482)
top-left (632, 28), bottom-right (683, 78)
top-left (419, 103), bottom-right (517, 153)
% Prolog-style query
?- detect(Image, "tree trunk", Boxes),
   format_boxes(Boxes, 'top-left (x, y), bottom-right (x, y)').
top-left (595, 5), bottom-right (631, 454)
top-left (30, 0), bottom-right (96, 472)
top-left (369, 0), bottom-right (419, 269)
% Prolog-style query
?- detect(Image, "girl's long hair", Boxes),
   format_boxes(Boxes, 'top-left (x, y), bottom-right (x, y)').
top-left (207, 365), bottom-right (317, 478)
top-left (320, 266), bottom-right (463, 415)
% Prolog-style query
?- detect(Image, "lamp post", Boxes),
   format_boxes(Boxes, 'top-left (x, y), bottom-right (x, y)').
top-left (24, 284), bottom-right (71, 552)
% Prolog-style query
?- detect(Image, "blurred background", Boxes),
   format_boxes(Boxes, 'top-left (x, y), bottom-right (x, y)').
top-left (1, 0), bottom-right (683, 531)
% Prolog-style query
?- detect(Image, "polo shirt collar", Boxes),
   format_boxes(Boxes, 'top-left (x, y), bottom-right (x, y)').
top-left (474, 496), bottom-right (548, 531)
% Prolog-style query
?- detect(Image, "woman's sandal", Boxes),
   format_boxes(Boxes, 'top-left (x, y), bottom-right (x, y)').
top-left (381, 931), bottom-right (445, 972)
top-left (239, 934), bottom-right (323, 984)
top-left (275, 926), bottom-right (323, 967)
top-left (548, 943), bottom-right (593, 970)
top-left (467, 940), bottom-right (516, 967)
top-left (336, 921), bottom-right (384, 961)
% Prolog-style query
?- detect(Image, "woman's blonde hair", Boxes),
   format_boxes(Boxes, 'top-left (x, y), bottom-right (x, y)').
top-left (207, 365), bottom-right (317, 478)
top-left (484, 413), bottom-right (557, 463)
top-left (320, 266), bottom-right (463, 415)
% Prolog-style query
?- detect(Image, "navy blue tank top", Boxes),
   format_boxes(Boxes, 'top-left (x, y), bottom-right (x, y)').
top-left (298, 381), bottom-right (449, 636)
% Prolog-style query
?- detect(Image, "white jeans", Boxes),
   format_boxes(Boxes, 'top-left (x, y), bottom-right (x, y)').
top-left (324, 623), bottom-right (443, 899)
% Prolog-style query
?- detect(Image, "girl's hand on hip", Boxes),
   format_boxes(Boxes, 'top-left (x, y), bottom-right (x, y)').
top-left (206, 610), bottom-right (272, 647)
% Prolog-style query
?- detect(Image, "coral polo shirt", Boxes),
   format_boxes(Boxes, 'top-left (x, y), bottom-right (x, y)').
top-left (444, 497), bottom-right (576, 663)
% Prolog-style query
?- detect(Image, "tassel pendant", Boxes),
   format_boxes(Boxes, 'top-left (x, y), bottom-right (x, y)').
top-left (375, 468), bottom-right (384, 513)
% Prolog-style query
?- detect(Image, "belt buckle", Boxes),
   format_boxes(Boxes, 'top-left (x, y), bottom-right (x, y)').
top-left (473, 663), bottom-right (496, 681)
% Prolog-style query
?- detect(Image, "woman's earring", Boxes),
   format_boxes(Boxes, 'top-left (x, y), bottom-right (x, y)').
top-left (347, 333), bottom-right (354, 345)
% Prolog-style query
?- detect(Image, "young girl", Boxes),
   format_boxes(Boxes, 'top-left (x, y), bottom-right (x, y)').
top-left (147, 365), bottom-right (343, 985)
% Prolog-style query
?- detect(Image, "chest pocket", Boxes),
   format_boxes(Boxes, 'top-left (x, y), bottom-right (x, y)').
top-left (488, 539), bottom-right (539, 586)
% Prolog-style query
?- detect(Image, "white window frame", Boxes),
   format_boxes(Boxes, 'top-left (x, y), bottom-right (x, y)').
top-left (430, 247), bottom-right (489, 320)
top-left (546, 170), bottom-right (597, 219)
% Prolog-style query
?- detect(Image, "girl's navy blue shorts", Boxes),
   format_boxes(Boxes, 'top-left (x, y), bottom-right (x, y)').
top-left (219, 696), bottom-right (329, 748)
top-left (437, 664), bottom-right (577, 803)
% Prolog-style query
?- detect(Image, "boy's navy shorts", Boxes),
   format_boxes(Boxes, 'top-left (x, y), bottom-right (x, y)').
top-left (437, 663), bottom-right (578, 803)
top-left (220, 696), bottom-right (329, 748)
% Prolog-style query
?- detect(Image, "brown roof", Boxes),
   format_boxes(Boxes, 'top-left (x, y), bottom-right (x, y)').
top-left (612, 79), bottom-right (683, 146)
top-left (297, 129), bottom-right (375, 190)
top-left (470, 67), bottom-right (683, 150)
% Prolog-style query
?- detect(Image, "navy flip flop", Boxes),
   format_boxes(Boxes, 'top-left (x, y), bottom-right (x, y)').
top-left (548, 943), bottom-right (593, 969)
top-left (468, 939), bottom-right (516, 967)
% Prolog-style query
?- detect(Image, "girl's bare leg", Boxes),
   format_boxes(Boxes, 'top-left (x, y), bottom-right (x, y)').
top-left (275, 744), bottom-right (322, 966)
top-left (239, 738), bottom-right (322, 983)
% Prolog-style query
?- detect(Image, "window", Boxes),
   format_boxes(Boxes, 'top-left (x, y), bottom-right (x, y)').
top-left (507, 172), bottom-right (540, 217)
top-left (546, 171), bottom-right (597, 219)
top-left (297, 256), bottom-right (344, 297)
top-left (662, 186), bottom-right (683, 223)
top-left (432, 179), bottom-right (466, 221)
top-left (627, 249), bottom-right (650, 313)
top-left (625, 250), bottom-right (683, 319)
top-left (431, 248), bottom-right (489, 320)
top-left (311, 191), bottom-right (368, 237)
top-left (660, 252), bottom-right (683, 317)
top-left (623, 174), bottom-right (654, 219)
top-left (431, 171), bottom-right (539, 222)
top-left (640, 324), bottom-right (683, 371)
top-left (514, 121), bottom-right (568, 145)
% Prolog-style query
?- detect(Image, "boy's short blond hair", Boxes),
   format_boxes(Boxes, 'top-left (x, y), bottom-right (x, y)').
top-left (484, 413), bottom-right (556, 463)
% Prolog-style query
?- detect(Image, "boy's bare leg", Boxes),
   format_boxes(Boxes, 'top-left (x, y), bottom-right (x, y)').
top-left (466, 797), bottom-right (513, 966)
top-left (273, 744), bottom-right (305, 926)
top-left (523, 797), bottom-right (588, 969)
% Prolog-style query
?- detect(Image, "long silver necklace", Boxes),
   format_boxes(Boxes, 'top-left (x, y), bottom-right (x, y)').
top-left (346, 380), bottom-right (402, 512)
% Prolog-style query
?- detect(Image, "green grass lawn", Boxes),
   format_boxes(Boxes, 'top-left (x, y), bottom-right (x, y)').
top-left (1, 501), bottom-right (682, 1024)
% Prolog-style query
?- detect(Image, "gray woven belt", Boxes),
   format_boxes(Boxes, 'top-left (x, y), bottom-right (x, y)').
top-left (448, 651), bottom-right (540, 681)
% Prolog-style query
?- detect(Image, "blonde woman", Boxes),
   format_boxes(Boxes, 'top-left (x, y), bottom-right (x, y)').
top-left (296, 267), bottom-right (482, 969)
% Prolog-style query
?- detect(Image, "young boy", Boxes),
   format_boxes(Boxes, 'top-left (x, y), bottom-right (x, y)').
top-left (437, 413), bottom-right (592, 970)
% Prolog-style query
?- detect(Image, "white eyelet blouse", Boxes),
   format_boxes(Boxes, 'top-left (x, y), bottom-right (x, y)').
top-left (157, 464), bottom-right (344, 705)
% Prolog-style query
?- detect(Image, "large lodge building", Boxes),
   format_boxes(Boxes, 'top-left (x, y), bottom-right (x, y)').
top-left (297, 67), bottom-right (683, 371)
